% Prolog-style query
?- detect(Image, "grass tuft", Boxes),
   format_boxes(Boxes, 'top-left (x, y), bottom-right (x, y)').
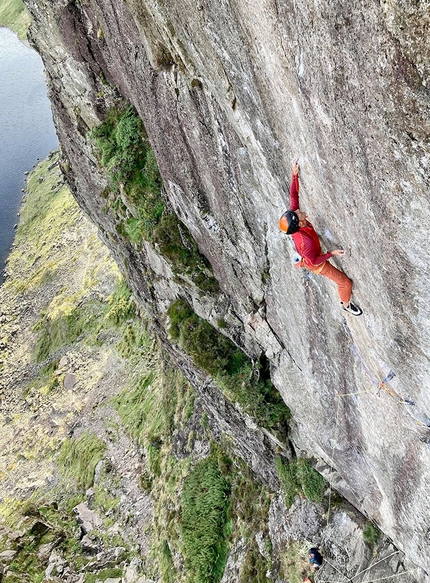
top-left (167, 299), bottom-right (291, 437)
top-left (0, 0), bottom-right (31, 39)
top-left (57, 432), bottom-right (106, 491)
top-left (91, 104), bottom-right (219, 291)
top-left (275, 457), bottom-right (327, 507)
top-left (363, 521), bottom-right (379, 545)
top-left (181, 458), bottom-right (230, 583)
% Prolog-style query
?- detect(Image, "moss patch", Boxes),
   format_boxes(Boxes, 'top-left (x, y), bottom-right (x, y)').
top-left (91, 104), bottom-right (219, 292)
top-left (363, 521), bottom-right (379, 545)
top-left (275, 457), bottom-right (327, 507)
top-left (168, 298), bottom-right (290, 438)
top-left (57, 432), bottom-right (107, 491)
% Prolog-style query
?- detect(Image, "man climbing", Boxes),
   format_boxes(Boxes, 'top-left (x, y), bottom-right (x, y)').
top-left (279, 159), bottom-right (362, 316)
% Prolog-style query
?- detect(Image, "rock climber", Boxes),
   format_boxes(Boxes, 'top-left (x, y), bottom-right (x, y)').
top-left (308, 547), bottom-right (323, 570)
top-left (279, 159), bottom-right (362, 316)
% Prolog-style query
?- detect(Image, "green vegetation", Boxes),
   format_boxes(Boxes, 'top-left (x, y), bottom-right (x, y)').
top-left (5, 153), bottom-right (82, 297)
top-left (363, 521), bottom-right (379, 545)
top-left (57, 432), bottom-right (107, 490)
top-left (91, 104), bottom-right (218, 292)
top-left (281, 541), bottom-right (313, 583)
top-left (240, 538), bottom-right (272, 583)
top-left (0, 157), bottom-right (140, 582)
top-left (275, 456), bottom-right (327, 507)
top-left (3, 499), bottom-right (91, 583)
top-left (114, 347), bottom-right (196, 582)
top-left (168, 298), bottom-right (291, 437)
top-left (33, 299), bottom-right (105, 362)
top-left (215, 442), bottom-right (273, 583)
top-left (0, 152), bottom-right (341, 583)
top-left (181, 458), bottom-right (230, 583)
top-left (25, 183), bottom-right (138, 365)
top-left (105, 276), bottom-right (136, 324)
top-left (0, 0), bottom-right (31, 39)
top-left (114, 353), bottom-right (195, 452)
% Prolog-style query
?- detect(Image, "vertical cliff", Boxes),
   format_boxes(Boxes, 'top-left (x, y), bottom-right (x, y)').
top-left (23, 0), bottom-right (430, 573)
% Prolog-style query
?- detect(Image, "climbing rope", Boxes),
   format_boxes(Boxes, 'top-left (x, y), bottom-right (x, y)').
top-left (337, 388), bottom-right (376, 397)
top-left (321, 345), bottom-right (419, 583)
top-left (349, 344), bottom-right (379, 386)
top-left (351, 550), bottom-right (400, 582)
top-left (317, 556), bottom-right (352, 582)
top-left (326, 353), bottom-right (398, 525)
top-left (316, 568), bottom-right (417, 583)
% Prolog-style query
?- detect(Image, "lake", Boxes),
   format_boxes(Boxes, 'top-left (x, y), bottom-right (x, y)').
top-left (0, 27), bottom-right (58, 283)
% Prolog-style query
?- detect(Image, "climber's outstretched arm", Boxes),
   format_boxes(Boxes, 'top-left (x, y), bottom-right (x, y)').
top-left (290, 158), bottom-right (300, 211)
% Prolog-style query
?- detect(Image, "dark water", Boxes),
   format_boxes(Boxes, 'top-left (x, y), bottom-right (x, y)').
top-left (0, 27), bottom-right (58, 283)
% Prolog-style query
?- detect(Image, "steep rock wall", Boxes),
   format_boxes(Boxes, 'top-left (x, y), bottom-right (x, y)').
top-left (24, 0), bottom-right (430, 572)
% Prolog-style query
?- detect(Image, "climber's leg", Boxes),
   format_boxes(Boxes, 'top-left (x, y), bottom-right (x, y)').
top-left (318, 261), bottom-right (353, 304)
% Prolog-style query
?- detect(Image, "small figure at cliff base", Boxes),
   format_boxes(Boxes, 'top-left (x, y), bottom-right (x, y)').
top-left (308, 547), bottom-right (323, 569)
top-left (279, 159), bottom-right (362, 316)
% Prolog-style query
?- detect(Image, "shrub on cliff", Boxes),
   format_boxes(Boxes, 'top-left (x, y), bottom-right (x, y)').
top-left (91, 105), bottom-right (219, 292)
top-left (275, 457), bottom-right (327, 507)
top-left (181, 457), bottom-right (230, 583)
top-left (91, 105), bottom-right (148, 186)
top-left (167, 299), bottom-right (290, 437)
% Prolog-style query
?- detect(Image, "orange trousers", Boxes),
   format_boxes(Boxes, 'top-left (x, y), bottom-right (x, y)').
top-left (308, 261), bottom-right (353, 304)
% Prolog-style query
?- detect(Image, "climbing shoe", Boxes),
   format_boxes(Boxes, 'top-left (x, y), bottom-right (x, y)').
top-left (341, 301), bottom-right (362, 316)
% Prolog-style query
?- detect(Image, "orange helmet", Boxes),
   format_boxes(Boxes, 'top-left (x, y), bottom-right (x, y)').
top-left (279, 210), bottom-right (299, 234)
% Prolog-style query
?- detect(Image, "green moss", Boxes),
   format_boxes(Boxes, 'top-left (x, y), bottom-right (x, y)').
top-left (275, 457), bottom-right (327, 507)
top-left (167, 299), bottom-right (290, 437)
top-left (93, 486), bottom-right (120, 514)
top-left (91, 104), bottom-right (219, 292)
top-left (57, 432), bottom-right (107, 491)
top-left (363, 521), bottom-right (379, 545)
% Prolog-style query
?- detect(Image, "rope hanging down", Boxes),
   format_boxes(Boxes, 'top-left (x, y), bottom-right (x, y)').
top-left (316, 568), bottom-right (417, 583)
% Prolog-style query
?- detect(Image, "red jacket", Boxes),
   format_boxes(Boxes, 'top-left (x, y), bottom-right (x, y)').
top-left (289, 173), bottom-right (332, 268)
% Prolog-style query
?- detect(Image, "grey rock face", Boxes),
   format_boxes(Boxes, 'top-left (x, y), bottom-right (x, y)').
top-left (73, 503), bottom-right (103, 535)
top-left (23, 0), bottom-right (430, 573)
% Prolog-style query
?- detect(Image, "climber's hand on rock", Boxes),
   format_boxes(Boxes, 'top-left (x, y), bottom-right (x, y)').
top-left (292, 158), bottom-right (299, 175)
top-left (331, 249), bottom-right (346, 256)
